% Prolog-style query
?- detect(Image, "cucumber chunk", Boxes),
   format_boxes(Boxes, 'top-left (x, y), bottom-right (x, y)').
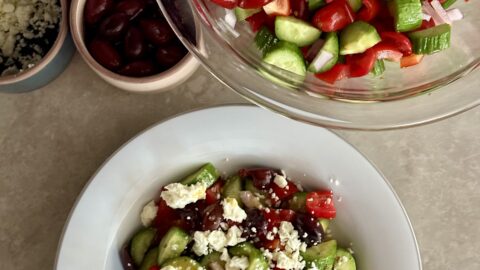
top-left (309, 0), bottom-right (326, 11)
top-left (162, 257), bottom-right (203, 270)
top-left (302, 240), bottom-right (337, 270)
top-left (347, 0), bottom-right (363, 12)
top-left (371, 59), bottom-right (385, 76)
top-left (275, 16), bottom-right (322, 47)
top-left (333, 248), bottom-right (356, 270)
top-left (408, 24), bottom-right (451, 54)
top-left (230, 242), bottom-right (269, 270)
top-left (391, 0), bottom-right (422, 32)
top-left (157, 227), bottom-right (191, 265)
top-left (339, 21), bottom-right (381, 55)
top-left (131, 228), bottom-right (157, 266)
top-left (181, 163), bottom-right (219, 187)
top-left (139, 247), bottom-right (159, 270)
top-left (441, 0), bottom-right (456, 9)
top-left (235, 7), bottom-right (261, 21)
top-left (200, 251), bottom-right (225, 268)
top-left (308, 32), bottom-right (339, 73)
top-left (263, 41), bottom-right (306, 77)
top-left (319, 218), bottom-right (330, 232)
top-left (288, 192), bottom-right (307, 212)
top-left (255, 27), bottom-right (279, 56)
top-left (222, 175), bottom-right (244, 204)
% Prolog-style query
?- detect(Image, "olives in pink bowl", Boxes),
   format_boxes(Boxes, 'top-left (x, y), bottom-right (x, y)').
top-left (70, 0), bottom-right (200, 92)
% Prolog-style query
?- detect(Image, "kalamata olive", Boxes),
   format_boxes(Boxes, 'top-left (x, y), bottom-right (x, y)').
top-left (139, 19), bottom-right (175, 46)
top-left (242, 209), bottom-right (268, 240)
top-left (239, 168), bottom-right (277, 189)
top-left (293, 213), bottom-right (324, 246)
top-left (99, 13), bottom-right (129, 41)
top-left (202, 202), bottom-right (224, 231)
top-left (118, 60), bottom-right (156, 77)
top-left (89, 39), bottom-right (122, 70)
top-left (124, 27), bottom-right (146, 60)
top-left (84, 0), bottom-right (113, 25)
top-left (176, 200), bottom-right (206, 232)
top-left (115, 0), bottom-right (146, 20)
top-left (120, 245), bottom-right (136, 270)
top-left (155, 44), bottom-right (186, 68)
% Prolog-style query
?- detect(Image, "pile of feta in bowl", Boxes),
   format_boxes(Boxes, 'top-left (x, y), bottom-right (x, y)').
top-left (0, 0), bottom-right (61, 76)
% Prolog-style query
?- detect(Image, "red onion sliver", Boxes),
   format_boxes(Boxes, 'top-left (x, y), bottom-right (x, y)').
top-left (447, 8), bottom-right (463, 21)
top-left (311, 50), bottom-right (334, 71)
top-left (305, 39), bottom-right (325, 62)
top-left (430, 0), bottom-right (452, 24)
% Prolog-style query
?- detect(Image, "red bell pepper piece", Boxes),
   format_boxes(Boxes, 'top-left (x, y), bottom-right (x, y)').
top-left (314, 63), bottom-right (350, 84)
top-left (419, 19), bottom-right (436, 30)
top-left (209, 0), bottom-right (237, 9)
top-left (291, 0), bottom-right (309, 20)
top-left (246, 10), bottom-right (275, 32)
top-left (357, 0), bottom-right (381, 22)
top-left (263, 208), bottom-right (296, 229)
top-left (312, 0), bottom-right (355, 32)
top-left (346, 49), bottom-right (377, 77)
top-left (371, 42), bottom-right (404, 62)
top-left (305, 190), bottom-right (336, 219)
top-left (380, 31), bottom-right (412, 56)
top-left (238, 0), bottom-right (273, 9)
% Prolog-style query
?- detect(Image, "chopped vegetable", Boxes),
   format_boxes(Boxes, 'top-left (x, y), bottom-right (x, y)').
top-left (408, 23), bottom-right (451, 54)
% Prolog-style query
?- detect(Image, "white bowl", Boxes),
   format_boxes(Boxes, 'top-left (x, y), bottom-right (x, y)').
top-left (69, 0), bottom-right (200, 93)
top-left (55, 105), bottom-right (422, 270)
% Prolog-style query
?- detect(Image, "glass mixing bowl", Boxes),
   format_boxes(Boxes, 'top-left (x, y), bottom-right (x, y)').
top-left (157, 0), bottom-right (480, 130)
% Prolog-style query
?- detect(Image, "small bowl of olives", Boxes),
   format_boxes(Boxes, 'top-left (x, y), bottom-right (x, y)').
top-left (70, 0), bottom-right (200, 92)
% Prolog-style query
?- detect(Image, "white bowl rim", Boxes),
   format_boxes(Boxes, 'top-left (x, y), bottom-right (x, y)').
top-left (0, 0), bottom-right (69, 85)
top-left (54, 104), bottom-right (422, 270)
top-left (69, 0), bottom-right (199, 92)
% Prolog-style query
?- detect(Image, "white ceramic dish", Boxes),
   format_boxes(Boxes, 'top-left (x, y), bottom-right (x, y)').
top-left (55, 105), bottom-right (422, 270)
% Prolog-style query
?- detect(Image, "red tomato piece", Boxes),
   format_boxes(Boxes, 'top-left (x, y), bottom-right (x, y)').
top-left (314, 63), bottom-right (350, 84)
top-left (263, 0), bottom-right (291, 16)
top-left (148, 266), bottom-right (160, 270)
top-left (245, 10), bottom-right (274, 32)
top-left (269, 180), bottom-right (299, 202)
top-left (206, 180), bottom-right (224, 205)
top-left (263, 208), bottom-right (296, 229)
top-left (346, 49), bottom-right (377, 77)
top-left (380, 32), bottom-right (412, 56)
top-left (357, 0), bottom-right (380, 22)
top-left (291, 0), bottom-right (309, 20)
top-left (152, 199), bottom-right (179, 236)
top-left (371, 42), bottom-right (403, 62)
top-left (209, 0), bottom-right (237, 9)
top-left (419, 19), bottom-right (435, 30)
top-left (305, 190), bottom-right (336, 219)
top-left (400, 54), bottom-right (424, 68)
top-left (312, 0), bottom-right (355, 32)
top-left (238, 0), bottom-right (273, 9)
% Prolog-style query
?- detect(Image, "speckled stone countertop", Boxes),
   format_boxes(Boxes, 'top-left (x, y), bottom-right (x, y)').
top-left (0, 54), bottom-right (479, 270)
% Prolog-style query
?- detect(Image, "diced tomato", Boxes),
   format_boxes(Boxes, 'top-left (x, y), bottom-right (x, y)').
top-left (314, 63), bottom-right (350, 84)
top-left (380, 32), bottom-right (412, 56)
top-left (312, 0), bottom-right (355, 32)
top-left (152, 199), bottom-right (179, 236)
top-left (269, 181), bottom-right (299, 202)
top-left (206, 180), bottom-right (224, 205)
top-left (400, 54), bottom-right (424, 68)
top-left (263, 0), bottom-right (291, 16)
top-left (263, 208), bottom-right (296, 229)
top-left (419, 19), bottom-right (435, 30)
top-left (305, 190), bottom-right (336, 219)
top-left (209, 0), bottom-right (237, 9)
top-left (346, 49), bottom-right (377, 77)
top-left (371, 42), bottom-right (403, 62)
top-left (148, 266), bottom-right (160, 270)
top-left (238, 0), bottom-right (273, 9)
top-left (357, 0), bottom-right (380, 22)
top-left (245, 10), bottom-right (275, 32)
top-left (291, 0), bottom-right (309, 20)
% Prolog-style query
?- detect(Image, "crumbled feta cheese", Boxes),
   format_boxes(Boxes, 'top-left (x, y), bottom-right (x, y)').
top-left (273, 174), bottom-right (288, 188)
top-left (226, 256), bottom-right (249, 270)
top-left (193, 231), bottom-right (210, 256)
top-left (140, 200), bottom-right (158, 227)
top-left (160, 182), bottom-right (207, 209)
top-left (226, 225), bottom-right (246, 246)
top-left (222, 198), bottom-right (247, 222)
top-left (220, 248), bottom-right (230, 262)
top-left (161, 266), bottom-right (178, 270)
top-left (208, 230), bottom-right (228, 252)
top-left (266, 232), bottom-right (275, 240)
top-left (274, 251), bottom-right (305, 270)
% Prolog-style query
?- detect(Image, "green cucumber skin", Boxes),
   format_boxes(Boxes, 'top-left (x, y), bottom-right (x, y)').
top-left (181, 163), bottom-right (219, 187)
top-left (139, 247), bottom-right (159, 270)
top-left (347, 0), bottom-right (363, 12)
top-left (302, 240), bottom-right (337, 270)
top-left (130, 228), bottom-right (157, 266)
top-left (441, 0), bottom-right (457, 9)
top-left (391, 0), bottom-right (423, 32)
top-left (222, 175), bottom-right (244, 205)
top-left (371, 59), bottom-right (385, 76)
top-left (230, 243), bottom-right (269, 270)
top-left (162, 257), bottom-right (203, 270)
top-left (309, 0), bottom-right (326, 11)
top-left (308, 32), bottom-right (339, 73)
top-left (157, 227), bottom-right (191, 265)
top-left (408, 24), bottom-right (451, 54)
top-left (333, 248), bottom-right (357, 270)
top-left (263, 41), bottom-right (307, 77)
top-left (234, 7), bottom-right (261, 21)
top-left (275, 16), bottom-right (322, 47)
top-left (255, 27), bottom-right (279, 56)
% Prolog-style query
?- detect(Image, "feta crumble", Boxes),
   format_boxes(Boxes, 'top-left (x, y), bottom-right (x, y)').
top-left (161, 266), bottom-right (178, 270)
top-left (222, 198), bottom-right (247, 222)
top-left (273, 174), bottom-right (288, 188)
top-left (226, 225), bottom-right (246, 246)
top-left (192, 231), bottom-right (210, 256)
top-left (208, 230), bottom-right (228, 252)
top-left (140, 200), bottom-right (158, 227)
top-left (226, 256), bottom-right (249, 270)
top-left (160, 182), bottom-right (207, 209)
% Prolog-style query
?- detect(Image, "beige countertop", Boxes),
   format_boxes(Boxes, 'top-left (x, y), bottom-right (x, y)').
top-left (0, 54), bottom-right (479, 270)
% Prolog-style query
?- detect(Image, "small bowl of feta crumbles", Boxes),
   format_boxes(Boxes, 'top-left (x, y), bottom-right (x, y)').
top-left (0, 0), bottom-right (75, 93)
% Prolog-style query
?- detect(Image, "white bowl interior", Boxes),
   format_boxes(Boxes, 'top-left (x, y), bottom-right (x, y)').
top-left (56, 106), bottom-right (421, 270)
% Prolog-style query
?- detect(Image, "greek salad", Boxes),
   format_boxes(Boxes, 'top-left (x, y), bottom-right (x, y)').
top-left (123, 163), bottom-right (355, 270)
top-left (209, 0), bottom-right (465, 84)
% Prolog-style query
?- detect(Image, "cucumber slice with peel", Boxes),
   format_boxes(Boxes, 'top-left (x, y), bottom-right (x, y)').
top-left (339, 21), bottom-right (381, 55)
top-left (302, 240), bottom-right (337, 270)
top-left (309, 0), bottom-right (326, 11)
top-left (131, 228), bottom-right (157, 266)
top-left (263, 41), bottom-right (307, 77)
top-left (235, 7), bottom-right (261, 21)
top-left (441, 0), bottom-right (456, 9)
top-left (275, 16), bottom-right (322, 47)
top-left (230, 242), bottom-right (269, 270)
top-left (139, 247), bottom-right (159, 270)
top-left (162, 257), bottom-right (203, 270)
top-left (408, 24), bottom-right (451, 54)
top-left (308, 32), bottom-right (339, 73)
top-left (371, 59), bottom-right (385, 76)
top-left (255, 26), bottom-right (279, 56)
top-left (333, 248), bottom-right (356, 270)
top-left (157, 227), bottom-right (190, 265)
top-left (222, 175), bottom-right (244, 205)
top-left (391, 0), bottom-right (423, 32)
top-left (288, 192), bottom-right (308, 212)
top-left (181, 163), bottom-right (219, 187)
top-left (347, 0), bottom-right (362, 12)
top-left (200, 251), bottom-right (225, 268)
